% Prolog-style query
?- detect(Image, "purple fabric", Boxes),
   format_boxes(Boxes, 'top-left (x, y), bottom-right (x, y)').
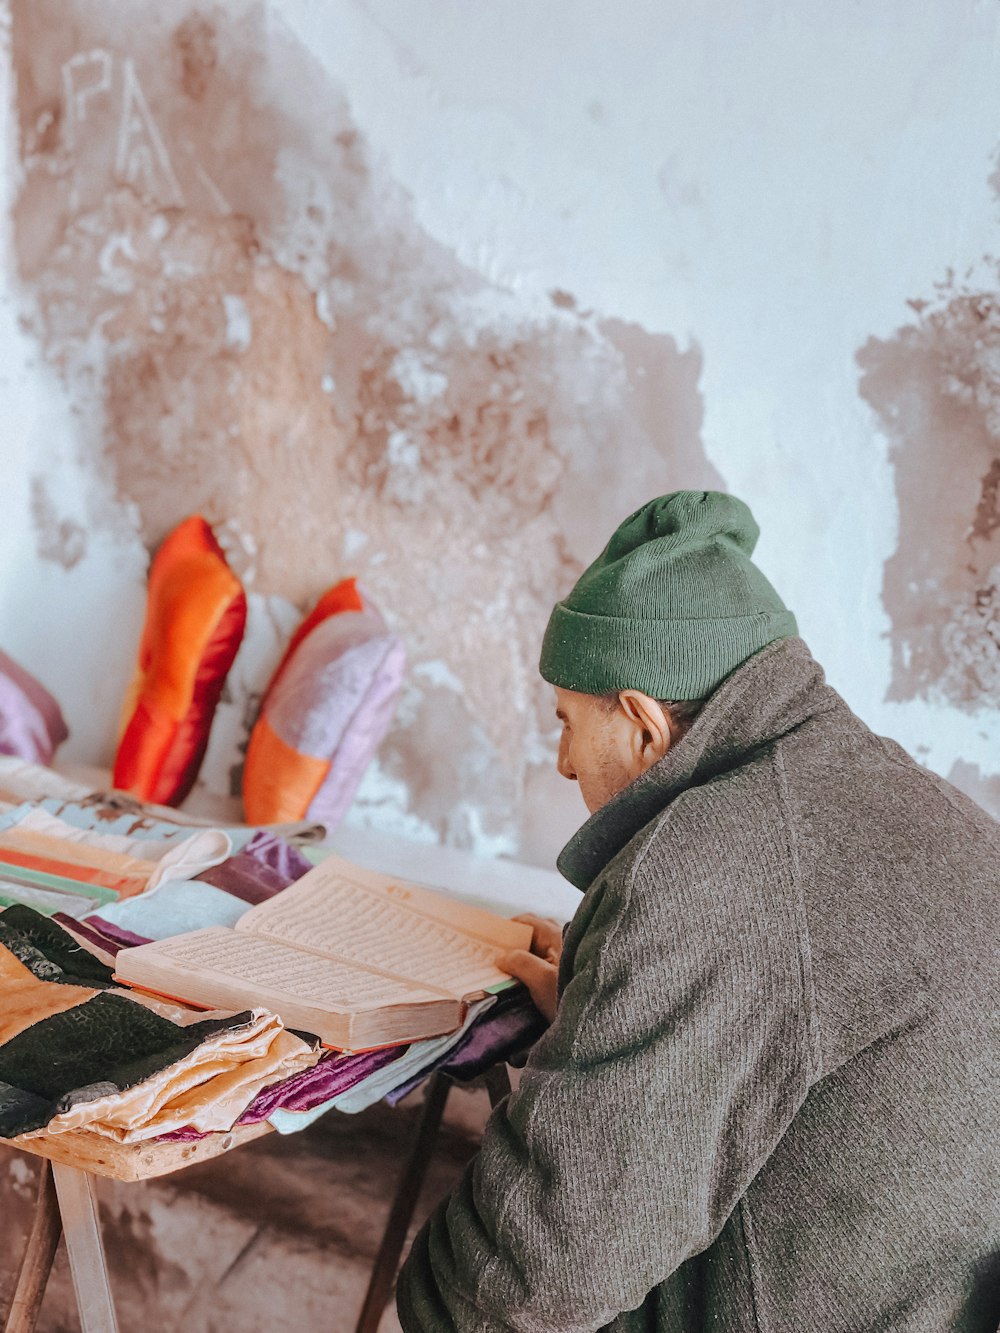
top-left (158, 1043), bottom-right (405, 1141)
top-left (239, 1043), bottom-right (404, 1121)
top-left (258, 599), bottom-right (406, 832)
top-left (384, 988), bottom-right (546, 1106)
top-left (196, 852), bottom-right (291, 904)
top-left (0, 649), bottom-right (68, 764)
top-left (307, 633), bottom-right (407, 830)
top-left (196, 831), bottom-right (311, 905)
top-left (76, 916), bottom-right (154, 953)
top-left (49, 914), bottom-right (138, 958)
top-left (243, 830), bottom-right (313, 883)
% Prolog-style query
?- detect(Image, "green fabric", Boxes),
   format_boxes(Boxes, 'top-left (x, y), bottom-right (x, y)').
top-left (397, 636), bottom-right (1000, 1332)
top-left (539, 490), bottom-right (798, 698)
top-left (0, 862), bottom-right (117, 906)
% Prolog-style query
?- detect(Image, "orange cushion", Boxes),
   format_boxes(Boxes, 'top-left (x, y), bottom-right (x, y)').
top-left (242, 578), bottom-right (405, 829)
top-left (242, 715), bottom-right (331, 826)
top-left (113, 516), bottom-right (247, 806)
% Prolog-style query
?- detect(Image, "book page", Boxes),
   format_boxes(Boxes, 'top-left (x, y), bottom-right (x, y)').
top-left (361, 870), bottom-right (533, 948)
top-left (120, 928), bottom-right (446, 1012)
top-left (239, 858), bottom-right (531, 997)
top-left (273, 856), bottom-right (531, 947)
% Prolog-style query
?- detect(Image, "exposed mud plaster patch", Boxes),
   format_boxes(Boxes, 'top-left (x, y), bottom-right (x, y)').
top-left (12, 0), bottom-right (713, 856)
top-left (174, 13), bottom-right (218, 101)
top-left (947, 758), bottom-right (1000, 822)
top-left (29, 476), bottom-right (87, 569)
top-left (971, 458), bottom-right (1000, 542)
top-left (598, 317), bottom-right (722, 493)
top-left (857, 269), bottom-right (1000, 709)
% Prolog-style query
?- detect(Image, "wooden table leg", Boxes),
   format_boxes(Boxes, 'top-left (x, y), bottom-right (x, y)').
top-left (483, 1063), bottom-right (511, 1109)
top-left (50, 1163), bottom-right (119, 1333)
top-left (4, 1160), bottom-right (62, 1333)
top-left (355, 1071), bottom-right (451, 1333)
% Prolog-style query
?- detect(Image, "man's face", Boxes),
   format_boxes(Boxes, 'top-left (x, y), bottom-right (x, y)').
top-left (553, 686), bottom-right (640, 814)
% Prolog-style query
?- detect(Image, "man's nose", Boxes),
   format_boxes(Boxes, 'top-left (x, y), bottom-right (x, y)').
top-left (557, 739), bottom-right (577, 782)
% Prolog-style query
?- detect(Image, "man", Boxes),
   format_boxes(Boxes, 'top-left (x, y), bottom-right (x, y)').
top-left (397, 490), bottom-right (1000, 1332)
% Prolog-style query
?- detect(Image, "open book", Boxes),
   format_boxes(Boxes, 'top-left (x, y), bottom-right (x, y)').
top-left (113, 855), bottom-right (533, 1051)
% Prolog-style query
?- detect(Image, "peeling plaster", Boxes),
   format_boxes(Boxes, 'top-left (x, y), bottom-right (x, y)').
top-left (947, 757), bottom-right (1000, 822)
top-left (858, 254), bottom-right (1000, 710)
top-left (28, 476), bottom-right (87, 569)
top-left (12, 0), bottom-right (716, 854)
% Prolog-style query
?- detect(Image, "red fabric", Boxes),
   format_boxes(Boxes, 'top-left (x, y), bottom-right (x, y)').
top-left (113, 516), bottom-right (247, 806)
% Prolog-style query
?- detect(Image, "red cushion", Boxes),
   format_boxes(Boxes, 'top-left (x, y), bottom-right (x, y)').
top-left (113, 516), bottom-right (247, 805)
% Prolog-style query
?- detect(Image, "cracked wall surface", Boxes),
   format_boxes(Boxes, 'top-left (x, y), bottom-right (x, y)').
top-left (11, 0), bottom-right (719, 856)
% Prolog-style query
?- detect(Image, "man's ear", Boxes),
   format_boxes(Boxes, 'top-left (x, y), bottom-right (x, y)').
top-left (617, 690), bottom-right (672, 769)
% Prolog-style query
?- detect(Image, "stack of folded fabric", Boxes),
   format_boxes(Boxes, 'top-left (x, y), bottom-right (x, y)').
top-left (159, 984), bottom-right (544, 1142)
top-left (0, 803), bottom-right (233, 916)
top-left (0, 905), bottom-right (318, 1144)
top-left (93, 859), bottom-right (546, 1134)
top-left (1, 908), bottom-right (541, 1146)
top-left (0, 759), bottom-right (546, 1147)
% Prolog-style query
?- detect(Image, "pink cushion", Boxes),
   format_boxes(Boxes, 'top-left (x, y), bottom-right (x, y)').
top-left (0, 650), bottom-right (69, 764)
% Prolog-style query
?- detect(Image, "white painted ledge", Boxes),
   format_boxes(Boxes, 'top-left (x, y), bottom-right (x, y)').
top-left (52, 764), bottom-right (581, 925)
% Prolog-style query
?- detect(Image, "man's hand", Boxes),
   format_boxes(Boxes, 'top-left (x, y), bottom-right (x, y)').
top-left (498, 914), bottom-right (563, 1024)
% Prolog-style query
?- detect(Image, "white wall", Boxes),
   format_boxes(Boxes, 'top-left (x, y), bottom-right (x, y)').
top-left (1, 0), bottom-right (998, 864)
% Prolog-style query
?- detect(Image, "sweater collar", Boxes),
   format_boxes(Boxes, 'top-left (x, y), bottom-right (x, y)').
top-left (556, 635), bottom-right (841, 890)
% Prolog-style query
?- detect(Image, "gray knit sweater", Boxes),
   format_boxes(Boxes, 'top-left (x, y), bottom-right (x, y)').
top-left (397, 636), bottom-right (1000, 1332)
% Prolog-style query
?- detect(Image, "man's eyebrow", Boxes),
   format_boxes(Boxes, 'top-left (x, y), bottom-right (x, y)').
top-left (555, 708), bottom-right (568, 722)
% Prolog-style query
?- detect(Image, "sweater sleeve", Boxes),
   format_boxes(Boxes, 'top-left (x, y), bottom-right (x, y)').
top-left (396, 806), bottom-right (816, 1332)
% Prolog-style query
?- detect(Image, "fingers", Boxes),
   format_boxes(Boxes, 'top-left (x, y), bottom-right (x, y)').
top-left (511, 914), bottom-right (563, 962)
top-left (498, 948), bottom-right (548, 986)
top-left (497, 948), bottom-right (559, 1023)
top-left (512, 914), bottom-right (558, 927)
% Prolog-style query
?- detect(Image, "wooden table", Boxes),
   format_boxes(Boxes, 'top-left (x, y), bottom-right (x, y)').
top-left (3, 1067), bottom-right (511, 1333)
top-left (4, 1120), bottom-right (270, 1333)
top-left (0, 781), bottom-right (548, 1331)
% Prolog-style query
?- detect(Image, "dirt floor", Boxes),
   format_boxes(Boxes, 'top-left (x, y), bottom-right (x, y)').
top-left (0, 1082), bottom-right (491, 1332)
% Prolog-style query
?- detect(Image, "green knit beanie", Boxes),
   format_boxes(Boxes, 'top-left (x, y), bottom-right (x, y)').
top-left (539, 490), bottom-right (798, 699)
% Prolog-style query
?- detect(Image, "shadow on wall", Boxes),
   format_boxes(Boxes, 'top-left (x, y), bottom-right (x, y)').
top-left (11, 0), bottom-right (722, 857)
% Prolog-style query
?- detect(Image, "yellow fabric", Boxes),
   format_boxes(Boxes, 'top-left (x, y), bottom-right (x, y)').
top-left (0, 829), bottom-right (159, 882)
top-left (43, 1006), bottom-right (317, 1141)
top-left (5, 809), bottom-right (231, 890)
top-left (0, 942), bottom-right (317, 1142)
top-left (0, 947), bottom-right (97, 1043)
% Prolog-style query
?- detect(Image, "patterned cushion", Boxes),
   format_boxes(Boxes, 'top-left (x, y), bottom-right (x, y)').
top-left (242, 578), bottom-right (405, 829)
top-left (113, 516), bottom-right (247, 806)
top-left (0, 650), bottom-right (68, 764)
